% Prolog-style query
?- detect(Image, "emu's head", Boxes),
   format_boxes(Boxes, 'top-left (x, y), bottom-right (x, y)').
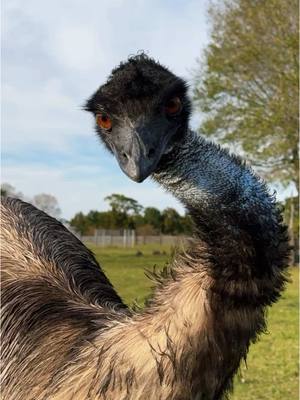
top-left (85, 54), bottom-right (191, 182)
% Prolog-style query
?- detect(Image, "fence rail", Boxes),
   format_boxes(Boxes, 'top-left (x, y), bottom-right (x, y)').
top-left (80, 229), bottom-right (188, 247)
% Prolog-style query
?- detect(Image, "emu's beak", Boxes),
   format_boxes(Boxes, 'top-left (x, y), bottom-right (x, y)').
top-left (114, 121), bottom-right (169, 183)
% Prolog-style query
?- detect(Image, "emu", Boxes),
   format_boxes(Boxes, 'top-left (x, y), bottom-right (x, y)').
top-left (1, 54), bottom-right (289, 400)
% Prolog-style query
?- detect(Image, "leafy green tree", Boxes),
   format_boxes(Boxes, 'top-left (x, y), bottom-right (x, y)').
top-left (162, 208), bottom-right (184, 234)
top-left (131, 214), bottom-right (145, 229)
top-left (104, 194), bottom-right (143, 215)
top-left (70, 212), bottom-right (90, 235)
top-left (136, 224), bottom-right (158, 235)
top-left (104, 193), bottom-right (144, 229)
top-left (180, 214), bottom-right (194, 235)
top-left (86, 210), bottom-right (113, 230)
top-left (194, 0), bottom-right (298, 192)
top-left (144, 207), bottom-right (163, 233)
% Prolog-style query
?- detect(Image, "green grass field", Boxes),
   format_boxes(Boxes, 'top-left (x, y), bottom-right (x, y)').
top-left (89, 244), bottom-right (299, 400)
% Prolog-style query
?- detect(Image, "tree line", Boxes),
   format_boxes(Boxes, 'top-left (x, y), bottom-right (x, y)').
top-left (0, 185), bottom-right (191, 235)
top-left (1, 183), bottom-right (298, 260)
top-left (70, 194), bottom-right (193, 236)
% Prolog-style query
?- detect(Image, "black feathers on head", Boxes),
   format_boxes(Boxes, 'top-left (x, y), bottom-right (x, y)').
top-left (84, 53), bottom-right (191, 180)
top-left (84, 53), bottom-right (189, 116)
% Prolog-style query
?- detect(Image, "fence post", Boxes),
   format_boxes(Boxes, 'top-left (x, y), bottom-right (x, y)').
top-left (101, 230), bottom-right (105, 247)
top-left (131, 230), bottom-right (136, 248)
top-left (123, 229), bottom-right (127, 248)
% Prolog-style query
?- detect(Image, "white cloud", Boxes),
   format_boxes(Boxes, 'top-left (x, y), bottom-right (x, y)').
top-left (2, 80), bottom-right (90, 150)
top-left (49, 25), bottom-right (105, 72)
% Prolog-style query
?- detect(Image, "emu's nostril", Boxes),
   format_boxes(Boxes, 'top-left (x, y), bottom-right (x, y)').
top-left (122, 152), bottom-right (128, 160)
top-left (148, 148), bottom-right (155, 159)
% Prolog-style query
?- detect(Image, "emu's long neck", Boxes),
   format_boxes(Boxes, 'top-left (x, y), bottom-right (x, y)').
top-left (154, 129), bottom-right (271, 238)
top-left (153, 129), bottom-right (287, 290)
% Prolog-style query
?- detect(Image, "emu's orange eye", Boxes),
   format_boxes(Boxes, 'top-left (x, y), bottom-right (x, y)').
top-left (96, 114), bottom-right (112, 131)
top-left (165, 97), bottom-right (182, 116)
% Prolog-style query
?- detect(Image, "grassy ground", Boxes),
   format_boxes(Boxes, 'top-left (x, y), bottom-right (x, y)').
top-left (89, 244), bottom-right (299, 400)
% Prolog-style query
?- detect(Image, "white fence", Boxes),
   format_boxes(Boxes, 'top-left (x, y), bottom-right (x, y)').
top-left (80, 229), bottom-right (187, 247)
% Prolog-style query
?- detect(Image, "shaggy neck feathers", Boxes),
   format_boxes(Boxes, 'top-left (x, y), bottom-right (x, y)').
top-left (155, 129), bottom-right (269, 216)
top-left (154, 129), bottom-right (289, 296)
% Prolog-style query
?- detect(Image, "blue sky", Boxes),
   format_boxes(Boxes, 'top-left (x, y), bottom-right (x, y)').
top-left (2, 0), bottom-right (211, 219)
